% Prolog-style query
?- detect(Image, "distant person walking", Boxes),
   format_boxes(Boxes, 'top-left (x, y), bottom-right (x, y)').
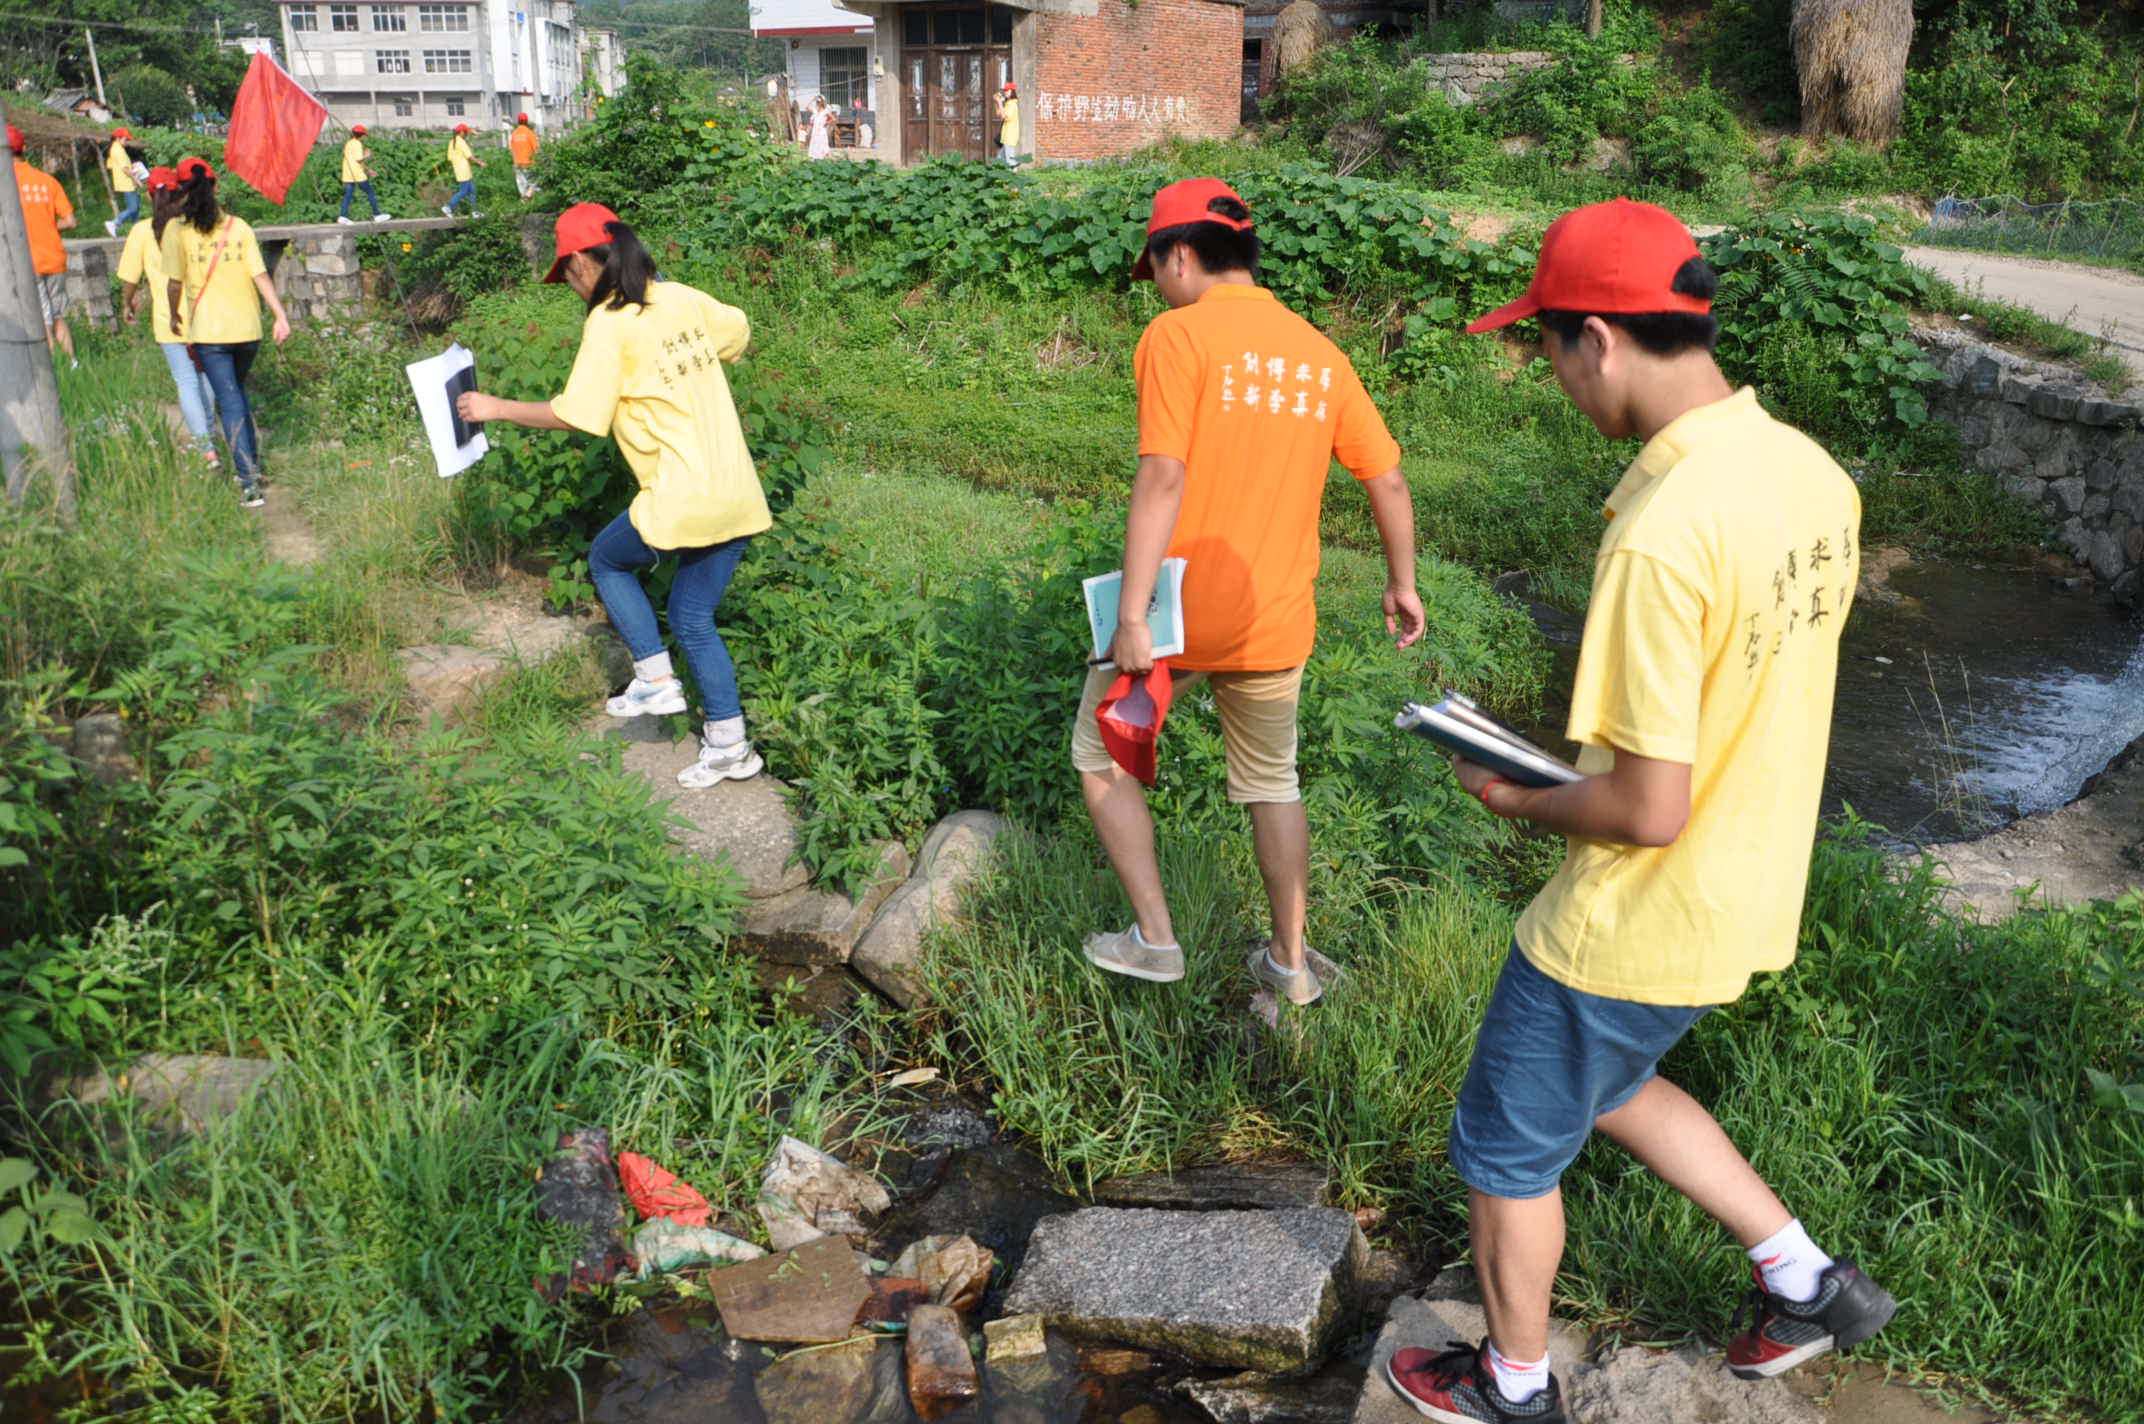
top-left (805, 96), bottom-right (833, 160)
top-left (442, 123), bottom-right (484, 216)
top-left (509, 111), bottom-right (540, 198)
top-left (1073, 178), bottom-right (1423, 1006)
top-left (104, 126), bottom-right (140, 235)
top-left (337, 124), bottom-right (390, 223)
top-left (161, 157), bottom-right (294, 508)
top-left (996, 82), bottom-right (1019, 166)
top-left (1381, 200), bottom-right (1892, 1424)
top-left (10, 123), bottom-right (78, 368)
top-left (455, 204), bottom-right (774, 789)
top-left (118, 165), bottom-right (219, 466)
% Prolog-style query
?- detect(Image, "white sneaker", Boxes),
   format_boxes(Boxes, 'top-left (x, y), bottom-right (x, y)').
top-left (374, 212), bottom-right (392, 221)
top-left (441, 203), bottom-right (454, 216)
top-left (337, 215), bottom-right (354, 225)
top-left (104, 218), bottom-right (118, 237)
top-left (677, 739), bottom-right (763, 788)
top-left (239, 486), bottom-right (266, 509)
top-left (605, 676), bottom-right (687, 718)
top-left (468, 210), bottom-right (482, 219)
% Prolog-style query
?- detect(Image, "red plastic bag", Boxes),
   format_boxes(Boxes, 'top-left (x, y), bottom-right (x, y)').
top-left (617, 1150), bottom-right (713, 1227)
top-left (1095, 660), bottom-right (1174, 786)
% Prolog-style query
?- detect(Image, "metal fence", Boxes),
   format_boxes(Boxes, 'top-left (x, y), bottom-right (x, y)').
top-left (1914, 194), bottom-right (2144, 268)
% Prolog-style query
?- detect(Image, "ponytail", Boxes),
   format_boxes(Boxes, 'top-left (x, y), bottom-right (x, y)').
top-left (178, 172), bottom-right (221, 235)
top-left (582, 220), bottom-right (657, 312)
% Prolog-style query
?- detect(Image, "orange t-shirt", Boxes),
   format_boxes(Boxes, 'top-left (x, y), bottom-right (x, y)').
top-left (510, 123), bottom-right (539, 166)
top-left (14, 160), bottom-right (72, 276)
top-left (1135, 284), bottom-right (1401, 671)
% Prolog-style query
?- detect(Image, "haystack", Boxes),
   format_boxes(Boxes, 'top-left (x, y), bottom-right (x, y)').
top-left (1274, 0), bottom-right (1335, 79)
top-left (1789, 0), bottom-right (1913, 146)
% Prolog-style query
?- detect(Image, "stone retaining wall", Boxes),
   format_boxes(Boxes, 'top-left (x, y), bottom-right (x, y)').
top-left (1412, 50), bottom-right (1557, 106)
top-left (1915, 325), bottom-right (2144, 604)
top-left (59, 228), bottom-right (381, 331)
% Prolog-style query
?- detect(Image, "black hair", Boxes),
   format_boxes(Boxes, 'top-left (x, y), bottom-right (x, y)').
top-left (1144, 195), bottom-right (1260, 280)
top-left (150, 185), bottom-right (180, 243)
top-left (581, 220), bottom-right (657, 311)
top-left (177, 170), bottom-right (221, 235)
top-left (1538, 256), bottom-right (1719, 356)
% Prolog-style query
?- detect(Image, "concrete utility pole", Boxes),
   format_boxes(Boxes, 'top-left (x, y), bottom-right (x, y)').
top-left (85, 27), bottom-right (108, 108)
top-left (0, 156), bottom-right (75, 520)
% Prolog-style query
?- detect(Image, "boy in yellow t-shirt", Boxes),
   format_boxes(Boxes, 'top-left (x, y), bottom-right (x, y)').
top-left (104, 126), bottom-right (139, 235)
top-left (442, 123), bottom-right (484, 217)
top-left (1380, 200), bottom-right (1895, 1424)
top-left (337, 124), bottom-right (389, 223)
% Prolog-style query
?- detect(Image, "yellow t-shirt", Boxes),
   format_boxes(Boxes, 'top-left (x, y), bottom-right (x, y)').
top-left (1515, 387), bottom-right (1861, 1007)
top-left (999, 96), bottom-right (1019, 147)
top-left (159, 216), bottom-right (269, 345)
top-left (448, 134), bottom-right (474, 182)
top-left (550, 281), bottom-right (772, 550)
top-left (341, 137), bottom-right (367, 183)
top-left (117, 219), bottom-right (184, 343)
top-left (108, 139), bottom-right (137, 193)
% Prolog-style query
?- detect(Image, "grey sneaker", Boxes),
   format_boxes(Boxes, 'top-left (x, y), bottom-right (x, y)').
top-left (239, 485), bottom-right (266, 509)
top-left (1247, 944), bottom-right (1322, 1006)
top-left (677, 738), bottom-right (763, 788)
top-left (1082, 926), bottom-right (1184, 983)
top-left (606, 676), bottom-right (686, 718)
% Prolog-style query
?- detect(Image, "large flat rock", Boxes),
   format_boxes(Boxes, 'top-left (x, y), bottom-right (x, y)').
top-left (1001, 1207), bottom-right (1368, 1374)
top-left (50, 1054), bottom-right (284, 1135)
top-left (611, 733), bottom-right (810, 900)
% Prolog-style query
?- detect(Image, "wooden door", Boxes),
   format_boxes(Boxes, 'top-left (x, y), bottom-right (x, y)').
top-left (899, 4), bottom-right (1009, 163)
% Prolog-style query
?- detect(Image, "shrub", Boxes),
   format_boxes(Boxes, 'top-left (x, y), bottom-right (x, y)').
top-left (1479, 30), bottom-right (1665, 165)
top-left (1630, 82), bottom-right (1754, 196)
top-left (110, 65), bottom-right (190, 128)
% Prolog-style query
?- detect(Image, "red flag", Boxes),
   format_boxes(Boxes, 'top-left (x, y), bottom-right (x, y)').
top-left (223, 51), bottom-right (327, 205)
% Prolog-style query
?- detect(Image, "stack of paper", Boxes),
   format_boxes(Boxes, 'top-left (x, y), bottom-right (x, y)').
top-left (1394, 691), bottom-right (1583, 788)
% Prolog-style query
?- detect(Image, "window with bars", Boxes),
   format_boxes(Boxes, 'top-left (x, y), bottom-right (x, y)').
top-left (289, 5), bottom-right (319, 31)
top-left (393, 97), bottom-right (414, 115)
top-left (422, 47), bottom-right (472, 72)
top-left (331, 4), bottom-right (358, 30)
top-left (445, 97), bottom-right (465, 115)
top-left (372, 7), bottom-right (406, 29)
top-left (376, 48), bottom-right (410, 72)
top-left (819, 46), bottom-right (868, 109)
top-left (417, 3), bottom-right (470, 31)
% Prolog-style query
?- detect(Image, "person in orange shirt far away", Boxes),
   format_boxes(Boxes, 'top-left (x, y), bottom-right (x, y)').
top-left (1073, 178), bottom-right (1424, 1007)
top-left (509, 111), bottom-right (540, 199)
top-left (11, 123), bottom-right (79, 367)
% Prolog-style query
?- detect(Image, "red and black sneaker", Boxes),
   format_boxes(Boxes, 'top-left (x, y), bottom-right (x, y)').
top-left (1725, 1259), bottom-right (1897, 1379)
top-left (1384, 1339), bottom-right (1566, 1422)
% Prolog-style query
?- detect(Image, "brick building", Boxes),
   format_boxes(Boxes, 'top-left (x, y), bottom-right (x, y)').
top-left (831, 0), bottom-right (1243, 164)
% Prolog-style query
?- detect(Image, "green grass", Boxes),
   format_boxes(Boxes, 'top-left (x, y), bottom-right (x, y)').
top-left (1917, 273), bottom-right (2137, 393)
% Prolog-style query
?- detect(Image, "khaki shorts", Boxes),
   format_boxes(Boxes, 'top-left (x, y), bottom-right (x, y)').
top-left (1070, 663), bottom-right (1305, 804)
top-left (36, 273), bottom-right (67, 325)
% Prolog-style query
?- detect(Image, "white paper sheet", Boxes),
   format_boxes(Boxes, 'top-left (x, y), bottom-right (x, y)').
top-left (405, 342), bottom-right (488, 478)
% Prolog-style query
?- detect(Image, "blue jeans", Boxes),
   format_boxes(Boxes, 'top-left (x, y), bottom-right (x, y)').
top-left (158, 341), bottom-right (219, 445)
top-left (116, 189), bottom-right (141, 226)
top-left (588, 510), bottom-right (751, 722)
top-left (1448, 942), bottom-right (1717, 1200)
top-left (447, 178), bottom-right (477, 213)
top-left (340, 180), bottom-right (382, 217)
top-left (194, 341), bottom-right (262, 486)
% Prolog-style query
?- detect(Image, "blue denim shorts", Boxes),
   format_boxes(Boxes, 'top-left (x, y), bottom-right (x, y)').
top-left (1448, 942), bottom-right (1717, 1200)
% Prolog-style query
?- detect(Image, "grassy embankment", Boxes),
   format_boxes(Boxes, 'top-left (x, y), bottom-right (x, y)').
top-left (4, 122), bottom-right (2138, 1421)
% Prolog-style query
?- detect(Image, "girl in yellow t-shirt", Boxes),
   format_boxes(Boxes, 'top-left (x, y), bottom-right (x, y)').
top-left (160, 157), bottom-right (293, 507)
top-left (455, 204), bottom-right (772, 790)
top-left (118, 165), bottom-right (219, 464)
top-left (104, 127), bottom-right (140, 235)
top-left (442, 123), bottom-right (485, 217)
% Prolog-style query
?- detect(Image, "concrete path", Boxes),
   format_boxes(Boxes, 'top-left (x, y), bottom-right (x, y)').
top-left (1905, 245), bottom-right (2144, 378)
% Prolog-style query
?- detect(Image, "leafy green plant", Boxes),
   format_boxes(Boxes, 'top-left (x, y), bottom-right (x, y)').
top-left (0, 1158), bottom-right (97, 1256)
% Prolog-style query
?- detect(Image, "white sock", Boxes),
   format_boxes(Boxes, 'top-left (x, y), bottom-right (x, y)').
top-left (1130, 922), bottom-right (1177, 951)
top-left (704, 715), bottom-right (746, 749)
top-left (1750, 1218), bottom-right (1834, 1303)
top-left (632, 651), bottom-right (675, 684)
top-left (1264, 947), bottom-right (1305, 976)
top-left (1484, 1340), bottom-right (1549, 1404)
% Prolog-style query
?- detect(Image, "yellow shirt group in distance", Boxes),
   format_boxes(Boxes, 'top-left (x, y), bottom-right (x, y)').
top-left (1514, 387), bottom-right (1861, 1007)
top-left (550, 281), bottom-right (772, 551)
top-left (159, 216), bottom-right (269, 345)
top-left (999, 96), bottom-right (1019, 147)
top-left (118, 219), bottom-right (184, 343)
top-left (107, 139), bottom-right (137, 193)
top-left (341, 137), bottom-right (368, 183)
top-left (448, 134), bottom-right (475, 182)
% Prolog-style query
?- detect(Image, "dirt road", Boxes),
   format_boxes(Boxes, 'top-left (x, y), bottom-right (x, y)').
top-left (1905, 245), bottom-right (2144, 380)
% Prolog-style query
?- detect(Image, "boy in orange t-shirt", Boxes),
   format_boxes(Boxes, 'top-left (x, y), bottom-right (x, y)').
top-left (10, 123), bottom-right (77, 364)
top-left (1074, 177), bottom-right (1424, 1006)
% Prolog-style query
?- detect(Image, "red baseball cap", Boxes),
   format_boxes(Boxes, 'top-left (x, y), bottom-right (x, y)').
top-left (1131, 177), bottom-right (1253, 280)
top-left (517, 111), bottom-right (530, 123)
top-left (176, 156), bottom-right (215, 183)
top-left (145, 165), bottom-right (179, 192)
top-left (544, 201), bottom-right (620, 283)
top-left (112, 126), bottom-right (132, 140)
top-left (6, 124), bottom-right (22, 154)
top-left (351, 123), bottom-right (367, 135)
top-left (454, 122), bottom-right (471, 133)
top-left (1466, 199), bottom-right (1707, 334)
top-left (1095, 663), bottom-right (1175, 786)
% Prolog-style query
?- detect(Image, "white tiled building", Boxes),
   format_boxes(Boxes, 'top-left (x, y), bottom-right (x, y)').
top-left (751, 0), bottom-right (877, 115)
top-left (277, 0), bottom-right (622, 132)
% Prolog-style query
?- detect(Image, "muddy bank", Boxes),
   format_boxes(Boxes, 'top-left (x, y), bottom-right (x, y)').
top-left (1918, 729), bottom-right (2144, 918)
